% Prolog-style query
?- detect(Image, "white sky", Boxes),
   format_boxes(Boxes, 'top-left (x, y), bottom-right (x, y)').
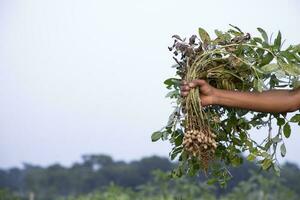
top-left (0, 0), bottom-right (299, 168)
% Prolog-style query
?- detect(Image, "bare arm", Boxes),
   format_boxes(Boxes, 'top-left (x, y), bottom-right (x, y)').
top-left (181, 80), bottom-right (300, 113)
top-left (214, 88), bottom-right (300, 113)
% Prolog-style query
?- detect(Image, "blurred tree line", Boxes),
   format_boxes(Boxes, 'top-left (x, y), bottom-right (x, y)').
top-left (0, 154), bottom-right (300, 200)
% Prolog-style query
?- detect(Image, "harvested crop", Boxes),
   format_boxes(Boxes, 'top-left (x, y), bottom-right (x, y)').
top-left (152, 25), bottom-right (300, 186)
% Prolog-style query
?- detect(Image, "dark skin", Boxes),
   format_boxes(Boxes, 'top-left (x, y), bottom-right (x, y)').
top-left (180, 80), bottom-right (300, 113)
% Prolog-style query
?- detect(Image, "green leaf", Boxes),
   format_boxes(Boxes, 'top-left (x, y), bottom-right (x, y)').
top-left (174, 134), bottom-right (183, 146)
top-left (229, 24), bottom-right (243, 33)
top-left (281, 112), bottom-right (287, 118)
top-left (290, 114), bottom-right (300, 123)
top-left (293, 44), bottom-right (300, 52)
top-left (253, 37), bottom-right (263, 44)
top-left (274, 70), bottom-right (286, 79)
top-left (274, 31), bottom-right (282, 50)
top-left (198, 27), bottom-right (211, 43)
top-left (264, 140), bottom-right (272, 150)
top-left (273, 164), bottom-right (281, 176)
top-left (261, 151), bottom-right (270, 158)
top-left (276, 118), bottom-right (285, 126)
top-left (281, 63), bottom-right (300, 76)
top-left (262, 158), bottom-right (272, 170)
top-left (257, 27), bottom-right (269, 44)
top-left (164, 78), bottom-right (180, 89)
top-left (283, 123), bottom-right (291, 138)
top-left (261, 52), bottom-right (274, 66)
top-left (280, 51), bottom-right (295, 61)
top-left (170, 146), bottom-right (183, 160)
top-left (214, 30), bottom-right (223, 37)
top-left (179, 151), bottom-right (188, 162)
top-left (207, 178), bottom-right (218, 185)
top-left (162, 131), bottom-right (168, 140)
top-left (228, 29), bottom-right (243, 36)
top-left (232, 138), bottom-right (242, 146)
top-left (151, 131), bottom-right (162, 142)
top-left (271, 135), bottom-right (282, 143)
top-left (165, 90), bottom-right (179, 98)
top-left (261, 63), bottom-right (279, 73)
top-left (231, 156), bottom-right (243, 167)
top-left (247, 154), bottom-right (256, 161)
top-left (254, 79), bottom-right (263, 92)
top-left (256, 48), bottom-right (265, 58)
top-left (292, 80), bottom-right (300, 89)
top-left (293, 52), bottom-right (300, 62)
top-left (280, 143), bottom-right (286, 157)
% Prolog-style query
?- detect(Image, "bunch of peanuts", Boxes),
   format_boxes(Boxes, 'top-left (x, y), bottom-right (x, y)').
top-left (182, 129), bottom-right (217, 157)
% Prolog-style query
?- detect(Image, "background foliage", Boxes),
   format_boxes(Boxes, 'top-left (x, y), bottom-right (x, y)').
top-left (1, 154), bottom-right (300, 200)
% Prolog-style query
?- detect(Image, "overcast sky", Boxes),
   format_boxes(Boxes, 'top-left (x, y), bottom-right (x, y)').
top-left (0, 0), bottom-right (300, 169)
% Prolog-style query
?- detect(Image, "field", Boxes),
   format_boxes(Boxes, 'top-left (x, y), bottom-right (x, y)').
top-left (1, 155), bottom-right (300, 200)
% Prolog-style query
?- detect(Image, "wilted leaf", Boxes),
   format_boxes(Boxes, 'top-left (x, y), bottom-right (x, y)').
top-left (198, 27), bottom-right (211, 44)
top-left (172, 35), bottom-right (183, 41)
top-left (189, 35), bottom-right (197, 45)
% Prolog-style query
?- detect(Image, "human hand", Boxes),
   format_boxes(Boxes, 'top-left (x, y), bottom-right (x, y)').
top-left (180, 79), bottom-right (217, 107)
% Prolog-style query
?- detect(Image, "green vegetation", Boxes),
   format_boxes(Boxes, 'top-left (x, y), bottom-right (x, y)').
top-left (152, 25), bottom-right (300, 184)
top-left (1, 155), bottom-right (300, 200)
top-left (0, 189), bottom-right (20, 200)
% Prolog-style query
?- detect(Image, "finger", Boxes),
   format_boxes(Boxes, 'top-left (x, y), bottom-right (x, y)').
top-left (189, 79), bottom-right (206, 88)
top-left (180, 80), bottom-right (188, 86)
top-left (180, 85), bottom-right (190, 91)
top-left (181, 91), bottom-right (189, 97)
